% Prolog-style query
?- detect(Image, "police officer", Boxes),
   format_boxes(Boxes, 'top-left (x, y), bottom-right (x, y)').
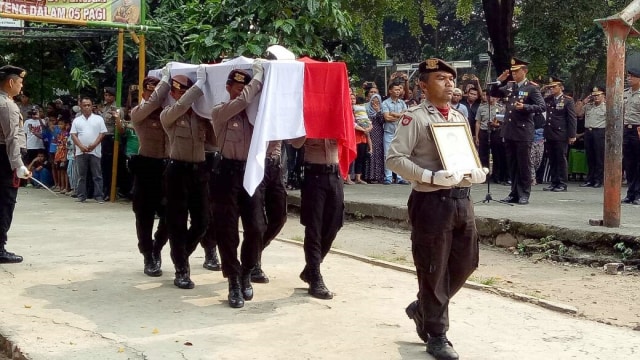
top-left (542, 77), bottom-right (576, 192)
top-left (211, 62), bottom-right (266, 308)
top-left (160, 66), bottom-right (212, 289)
top-left (201, 138), bottom-right (221, 272)
top-left (386, 58), bottom-right (487, 360)
top-left (581, 87), bottom-right (606, 188)
top-left (622, 67), bottom-right (640, 204)
top-left (130, 68), bottom-right (171, 277)
top-left (251, 140), bottom-right (288, 283)
top-left (495, 58), bottom-right (546, 205)
top-left (100, 86), bottom-right (121, 200)
top-left (474, 91), bottom-right (505, 172)
top-left (0, 65), bottom-right (31, 263)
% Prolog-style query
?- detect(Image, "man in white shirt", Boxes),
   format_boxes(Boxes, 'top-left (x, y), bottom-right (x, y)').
top-left (70, 97), bottom-right (107, 203)
top-left (23, 107), bottom-right (45, 164)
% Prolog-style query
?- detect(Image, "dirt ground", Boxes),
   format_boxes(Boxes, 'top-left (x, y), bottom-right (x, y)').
top-left (278, 215), bottom-right (640, 330)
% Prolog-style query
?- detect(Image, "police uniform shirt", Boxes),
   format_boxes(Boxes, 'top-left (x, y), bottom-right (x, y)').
top-left (499, 79), bottom-right (545, 141)
top-left (101, 102), bottom-right (120, 135)
top-left (160, 86), bottom-right (212, 163)
top-left (475, 103), bottom-right (504, 131)
top-left (584, 102), bottom-right (606, 129)
top-left (0, 90), bottom-right (25, 170)
top-left (211, 79), bottom-right (263, 161)
top-left (623, 88), bottom-right (640, 125)
top-left (131, 81), bottom-right (170, 159)
top-left (544, 94), bottom-right (576, 140)
top-left (386, 100), bottom-right (472, 192)
top-left (302, 139), bottom-right (338, 164)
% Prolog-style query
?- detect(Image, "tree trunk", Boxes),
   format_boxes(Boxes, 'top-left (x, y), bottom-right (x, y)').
top-left (482, 0), bottom-right (516, 75)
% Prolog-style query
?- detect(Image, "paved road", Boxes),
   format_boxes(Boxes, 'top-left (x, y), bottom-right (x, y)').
top-left (0, 188), bottom-right (639, 359)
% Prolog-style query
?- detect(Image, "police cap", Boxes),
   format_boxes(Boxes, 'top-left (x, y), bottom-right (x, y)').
top-left (171, 75), bottom-right (193, 90)
top-left (510, 57), bottom-right (529, 71)
top-left (418, 58), bottom-right (457, 78)
top-left (547, 76), bottom-right (563, 87)
top-left (628, 65), bottom-right (640, 78)
top-left (0, 65), bottom-right (27, 81)
top-left (104, 87), bottom-right (116, 96)
top-left (142, 76), bottom-right (160, 91)
top-left (226, 69), bottom-right (252, 85)
top-left (591, 86), bottom-right (605, 96)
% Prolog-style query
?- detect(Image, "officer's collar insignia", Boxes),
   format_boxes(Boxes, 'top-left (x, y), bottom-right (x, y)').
top-left (234, 73), bottom-right (246, 82)
top-left (426, 59), bottom-right (439, 70)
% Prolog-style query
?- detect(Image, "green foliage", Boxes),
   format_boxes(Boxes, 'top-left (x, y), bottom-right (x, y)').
top-left (70, 66), bottom-right (104, 92)
top-left (614, 242), bottom-right (633, 261)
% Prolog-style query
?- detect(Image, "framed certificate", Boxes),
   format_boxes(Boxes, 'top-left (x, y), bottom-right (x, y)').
top-left (430, 122), bottom-right (481, 173)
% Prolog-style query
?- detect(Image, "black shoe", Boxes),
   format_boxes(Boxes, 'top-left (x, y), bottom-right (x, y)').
top-left (307, 267), bottom-right (333, 300)
top-left (241, 269), bottom-right (254, 300)
top-left (299, 265), bottom-right (310, 283)
top-left (551, 185), bottom-right (567, 192)
top-left (592, 182), bottom-right (602, 188)
top-left (501, 196), bottom-right (518, 203)
top-left (542, 184), bottom-right (556, 191)
top-left (633, 199), bottom-right (640, 205)
top-left (228, 276), bottom-right (245, 308)
top-left (152, 249), bottom-right (162, 271)
top-left (173, 266), bottom-right (194, 289)
top-left (426, 334), bottom-right (459, 360)
top-left (518, 197), bottom-right (529, 205)
top-left (580, 182), bottom-right (593, 187)
top-left (202, 248), bottom-right (221, 271)
top-left (405, 300), bottom-right (429, 343)
top-left (0, 249), bottom-right (23, 264)
top-left (251, 263), bottom-right (270, 283)
top-left (622, 197), bottom-right (633, 204)
top-left (143, 252), bottom-right (162, 277)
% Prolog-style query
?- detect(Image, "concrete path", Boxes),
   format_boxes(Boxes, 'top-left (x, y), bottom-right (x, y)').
top-left (0, 188), bottom-right (639, 359)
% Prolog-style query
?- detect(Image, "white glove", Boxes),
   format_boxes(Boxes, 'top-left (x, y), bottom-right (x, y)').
top-left (252, 59), bottom-right (266, 83)
top-left (160, 64), bottom-right (171, 83)
top-left (194, 65), bottom-right (207, 88)
top-left (16, 165), bottom-right (31, 179)
top-left (421, 169), bottom-right (464, 187)
top-left (469, 167), bottom-right (489, 184)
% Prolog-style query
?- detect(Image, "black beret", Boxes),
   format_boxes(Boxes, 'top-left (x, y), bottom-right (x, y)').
top-left (510, 57), bottom-right (529, 71)
top-left (171, 75), bottom-right (193, 90)
top-left (418, 58), bottom-right (457, 78)
top-left (227, 69), bottom-right (252, 85)
top-left (0, 65), bottom-right (26, 81)
top-left (142, 76), bottom-right (160, 91)
top-left (104, 87), bottom-right (116, 96)
top-left (628, 66), bottom-right (640, 78)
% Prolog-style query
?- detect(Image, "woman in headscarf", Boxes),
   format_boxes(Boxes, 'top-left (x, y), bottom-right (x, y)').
top-left (365, 94), bottom-right (385, 183)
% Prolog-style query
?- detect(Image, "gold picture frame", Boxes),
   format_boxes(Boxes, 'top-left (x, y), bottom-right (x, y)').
top-left (429, 122), bottom-right (481, 173)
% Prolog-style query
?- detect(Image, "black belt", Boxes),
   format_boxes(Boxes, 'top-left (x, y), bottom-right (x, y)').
top-left (304, 163), bottom-right (339, 174)
top-left (265, 156), bottom-right (280, 166)
top-left (587, 128), bottom-right (605, 131)
top-left (432, 187), bottom-right (471, 199)
top-left (625, 124), bottom-right (640, 129)
top-left (168, 159), bottom-right (206, 171)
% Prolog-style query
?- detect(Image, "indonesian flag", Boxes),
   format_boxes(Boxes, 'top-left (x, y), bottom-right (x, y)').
top-left (150, 57), bottom-right (356, 196)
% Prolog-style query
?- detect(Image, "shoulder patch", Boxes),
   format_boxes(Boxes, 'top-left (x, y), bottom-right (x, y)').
top-left (401, 115), bottom-right (413, 126)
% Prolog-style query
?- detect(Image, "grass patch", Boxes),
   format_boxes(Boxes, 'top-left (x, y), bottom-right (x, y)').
top-left (369, 254), bottom-right (408, 263)
top-left (469, 275), bottom-right (499, 286)
top-left (290, 235), bottom-right (303, 242)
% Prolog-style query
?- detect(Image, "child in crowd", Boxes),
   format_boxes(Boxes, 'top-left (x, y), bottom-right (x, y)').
top-left (28, 151), bottom-right (53, 188)
top-left (66, 122), bottom-right (77, 197)
top-left (54, 121), bottom-right (70, 194)
top-left (43, 115), bottom-right (62, 191)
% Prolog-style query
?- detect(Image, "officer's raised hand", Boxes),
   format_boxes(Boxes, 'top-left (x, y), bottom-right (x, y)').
top-left (252, 59), bottom-right (266, 83)
top-left (468, 167), bottom-right (489, 184)
top-left (496, 69), bottom-right (510, 82)
top-left (194, 65), bottom-right (207, 88)
top-left (160, 63), bottom-right (172, 83)
top-left (421, 169), bottom-right (464, 187)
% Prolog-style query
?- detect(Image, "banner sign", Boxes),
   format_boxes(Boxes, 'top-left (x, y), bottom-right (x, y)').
top-left (0, 0), bottom-right (142, 24)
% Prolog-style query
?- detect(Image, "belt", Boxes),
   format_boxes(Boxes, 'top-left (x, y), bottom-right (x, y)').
top-left (168, 159), bottom-right (206, 171)
top-left (304, 162), bottom-right (339, 174)
top-left (587, 127), bottom-right (605, 131)
top-left (265, 156), bottom-right (280, 166)
top-left (432, 187), bottom-right (471, 199)
top-left (625, 124), bottom-right (640, 129)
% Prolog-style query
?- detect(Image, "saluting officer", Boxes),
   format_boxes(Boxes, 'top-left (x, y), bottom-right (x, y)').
top-left (160, 66), bottom-right (212, 289)
top-left (251, 140), bottom-right (288, 283)
top-left (474, 91), bottom-right (505, 172)
top-left (542, 77), bottom-right (576, 192)
top-left (622, 67), bottom-right (640, 204)
top-left (581, 86), bottom-right (606, 188)
top-left (0, 65), bottom-right (31, 264)
top-left (495, 57), bottom-right (545, 205)
top-left (210, 61), bottom-right (266, 309)
top-left (386, 58), bottom-right (487, 360)
top-left (130, 67), bottom-right (171, 277)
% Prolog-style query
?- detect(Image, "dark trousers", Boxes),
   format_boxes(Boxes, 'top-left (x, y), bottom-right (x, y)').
top-left (165, 160), bottom-right (209, 268)
top-left (300, 165), bottom-right (344, 267)
top-left (0, 146), bottom-right (18, 248)
top-left (490, 130), bottom-right (508, 182)
top-left (477, 130), bottom-right (490, 168)
top-left (585, 128), bottom-right (605, 184)
top-left (546, 140), bottom-right (568, 187)
top-left (212, 159), bottom-right (266, 278)
top-left (505, 140), bottom-right (532, 199)
top-left (285, 143), bottom-right (304, 188)
top-left (354, 143), bottom-right (369, 175)
top-left (101, 135), bottom-right (114, 197)
top-left (407, 190), bottom-right (478, 335)
top-left (76, 153), bottom-right (103, 201)
top-left (201, 153), bottom-right (219, 252)
top-left (623, 126), bottom-right (640, 200)
top-left (262, 159), bottom-right (288, 250)
top-left (132, 156), bottom-right (168, 254)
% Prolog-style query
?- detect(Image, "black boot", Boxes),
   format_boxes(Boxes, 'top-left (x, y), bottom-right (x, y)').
top-left (228, 276), bottom-right (245, 308)
top-left (405, 300), bottom-right (429, 343)
top-left (299, 265), bottom-right (310, 283)
top-left (250, 262), bottom-right (269, 283)
top-left (426, 334), bottom-right (459, 360)
top-left (143, 252), bottom-right (162, 277)
top-left (307, 266), bottom-right (333, 300)
top-left (0, 247), bottom-right (22, 264)
top-left (152, 248), bottom-right (162, 271)
top-left (173, 264), bottom-right (194, 289)
top-left (241, 268), bottom-right (254, 300)
top-left (202, 247), bottom-right (221, 271)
